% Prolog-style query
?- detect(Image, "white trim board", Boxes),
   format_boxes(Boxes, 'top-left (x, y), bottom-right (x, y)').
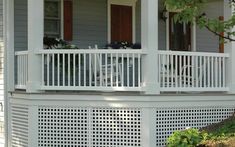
top-left (107, 0), bottom-right (137, 43)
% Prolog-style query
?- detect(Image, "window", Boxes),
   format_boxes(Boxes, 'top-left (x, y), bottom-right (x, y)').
top-left (44, 0), bottom-right (61, 38)
top-left (44, 0), bottom-right (73, 41)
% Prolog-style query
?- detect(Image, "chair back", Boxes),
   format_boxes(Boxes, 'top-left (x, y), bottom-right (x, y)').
top-left (180, 63), bottom-right (204, 86)
top-left (90, 45), bottom-right (101, 74)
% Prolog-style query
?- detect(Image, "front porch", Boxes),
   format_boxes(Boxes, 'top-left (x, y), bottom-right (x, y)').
top-left (5, 0), bottom-right (235, 146)
top-left (7, 0), bottom-right (235, 94)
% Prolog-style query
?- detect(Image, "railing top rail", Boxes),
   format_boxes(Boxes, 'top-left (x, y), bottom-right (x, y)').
top-left (15, 51), bottom-right (28, 56)
top-left (36, 49), bottom-right (146, 54)
top-left (158, 50), bottom-right (229, 57)
top-left (15, 49), bottom-right (229, 57)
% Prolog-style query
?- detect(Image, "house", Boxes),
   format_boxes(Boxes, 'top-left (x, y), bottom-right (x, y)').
top-left (3, 0), bottom-right (235, 146)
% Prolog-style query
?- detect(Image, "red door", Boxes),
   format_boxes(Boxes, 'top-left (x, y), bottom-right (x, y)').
top-left (111, 5), bottom-right (132, 43)
top-left (64, 0), bottom-right (73, 41)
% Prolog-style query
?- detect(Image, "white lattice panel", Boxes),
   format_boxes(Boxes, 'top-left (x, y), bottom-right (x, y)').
top-left (11, 105), bottom-right (29, 147)
top-left (156, 107), bottom-right (235, 147)
top-left (91, 108), bottom-right (142, 147)
top-left (38, 107), bottom-right (89, 147)
top-left (38, 107), bottom-right (142, 147)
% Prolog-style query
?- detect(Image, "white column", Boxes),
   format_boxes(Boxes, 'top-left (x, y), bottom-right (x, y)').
top-left (27, 0), bottom-right (44, 92)
top-left (224, 1), bottom-right (235, 93)
top-left (5, 0), bottom-right (15, 92)
top-left (191, 22), bottom-right (197, 52)
top-left (4, 0), bottom-right (14, 146)
top-left (141, 0), bottom-right (160, 94)
top-left (142, 107), bottom-right (156, 147)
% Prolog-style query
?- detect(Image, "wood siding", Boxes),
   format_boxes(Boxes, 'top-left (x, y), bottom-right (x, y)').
top-left (14, 0), bottom-right (28, 51)
top-left (135, 0), bottom-right (141, 44)
top-left (72, 0), bottom-right (107, 48)
top-left (196, 0), bottom-right (223, 53)
top-left (12, 0), bottom-right (223, 51)
top-left (158, 0), bottom-right (167, 50)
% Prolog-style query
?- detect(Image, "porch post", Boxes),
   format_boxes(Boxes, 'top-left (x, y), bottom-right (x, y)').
top-left (141, 0), bottom-right (160, 94)
top-left (224, 1), bottom-right (235, 94)
top-left (27, 0), bottom-right (44, 92)
top-left (4, 0), bottom-right (14, 145)
top-left (5, 0), bottom-right (15, 92)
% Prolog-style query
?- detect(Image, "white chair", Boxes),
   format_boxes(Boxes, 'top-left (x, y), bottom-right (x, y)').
top-left (90, 45), bottom-right (122, 87)
top-left (179, 65), bottom-right (203, 87)
top-left (160, 63), bottom-right (177, 87)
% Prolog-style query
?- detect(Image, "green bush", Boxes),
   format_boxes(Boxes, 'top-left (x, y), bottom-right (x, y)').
top-left (167, 128), bottom-right (207, 147)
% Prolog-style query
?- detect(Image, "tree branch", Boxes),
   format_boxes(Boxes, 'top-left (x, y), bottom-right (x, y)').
top-left (196, 12), bottom-right (235, 42)
top-left (204, 25), bottom-right (235, 41)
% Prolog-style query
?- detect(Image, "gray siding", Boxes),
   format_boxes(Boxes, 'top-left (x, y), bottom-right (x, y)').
top-left (135, 0), bottom-right (141, 43)
top-left (14, 0), bottom-right (28, 51)
top-left (12, 0), bottom-right (162, 49)
top-left (72, 0), bottom-right (107, 48)
top-left (196, 0), bottom-right (223, 52)
top-left (72, 0), bottom-right (143, 48)
top-left (12, 0), bottom-right (223, 52)
top-left (158, 0), bottom-right (166, 50)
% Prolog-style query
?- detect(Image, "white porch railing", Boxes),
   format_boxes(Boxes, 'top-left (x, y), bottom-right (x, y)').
top-left (15, 50), bottom-right (230, 92)
top-left (15, 51), bottom-right (28, 89)
top-left (38, 49), bottom-right (144, 91)
top-left (158, 50), bottom-right (229, 91)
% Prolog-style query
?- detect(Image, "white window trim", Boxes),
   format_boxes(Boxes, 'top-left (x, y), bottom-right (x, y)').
top-left (107, 0), bottom-right (137, 43)
top-left (165, 11), bottom-right (196, 51)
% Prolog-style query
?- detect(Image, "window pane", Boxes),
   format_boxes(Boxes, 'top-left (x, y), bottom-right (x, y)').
top-left (44, 0), bottom-right (61, 38)
top-left (45, 1), bottom-right (59, 18)
top-left (44, 20), bottom-right (60, 36)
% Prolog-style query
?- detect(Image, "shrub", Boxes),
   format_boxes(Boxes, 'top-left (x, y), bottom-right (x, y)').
top-left (167, 128), bottom-right (207, 147)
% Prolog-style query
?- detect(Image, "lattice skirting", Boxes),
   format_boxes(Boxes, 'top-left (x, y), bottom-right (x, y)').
top-left (38, 107), bottom-right (141, 147)
top-left (10, 104), bottom-right (235, 147)
top-left (155, 107), bottom-right (235, 146)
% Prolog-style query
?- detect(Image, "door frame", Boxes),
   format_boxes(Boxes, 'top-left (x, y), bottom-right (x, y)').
top-left (107, 0), bottom-right (137, 44)
top-left (166, 11), bottom-right (196, 51)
